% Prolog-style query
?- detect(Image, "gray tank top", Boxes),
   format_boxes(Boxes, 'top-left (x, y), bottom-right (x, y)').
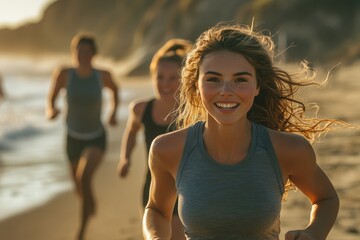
top-left (176, 121), bottom-right (284, 240)
top-left (66, 68), bottom-right (103, 139)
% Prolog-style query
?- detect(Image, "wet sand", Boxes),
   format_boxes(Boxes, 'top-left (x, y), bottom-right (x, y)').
top-left (0, 63), bottom-right (359, 239)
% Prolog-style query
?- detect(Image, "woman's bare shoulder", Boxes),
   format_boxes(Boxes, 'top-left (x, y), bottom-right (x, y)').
top-left (269, 129), bottom-right (313, 154)
top-left (150, 127), bottom-right (190, 174)
top-left (152, 128), bottom-right (189, 154)
top-left (51, 66), bottom-right (72, 87)
top-left (268, 128), bottom-right (316, 175)
top-left (130, 98), bottom-right (152, 118)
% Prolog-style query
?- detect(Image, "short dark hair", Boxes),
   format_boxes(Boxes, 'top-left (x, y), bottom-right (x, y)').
top-left (71, 33), bottom-right (97, 54)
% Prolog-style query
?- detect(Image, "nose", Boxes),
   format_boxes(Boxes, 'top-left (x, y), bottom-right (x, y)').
top-left (161, 77), bottom-right (172, 86)
top-left (220, 81), bottom-right (233, 96)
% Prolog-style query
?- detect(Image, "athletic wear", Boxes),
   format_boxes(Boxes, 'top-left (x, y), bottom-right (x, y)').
top-left (66, 68), bottom-right (104, 140)
top-left (66, 132), bottom-right (106, 163)
top-left (176, 121), bottom-right (284, 240)
top-left (142, 99), bottom-right (170, 152)
top-left (141, 99), bottom-right (178, 214)
top-left (65, 68), bottom-right (106, 163)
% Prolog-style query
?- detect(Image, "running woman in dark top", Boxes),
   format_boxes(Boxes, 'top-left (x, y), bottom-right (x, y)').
top-left (117, 38), bottom-right (191, 240)
top-left (46, 33), bottom-right (119, 240)
top-left (140, 98), bottom-right (174, 209)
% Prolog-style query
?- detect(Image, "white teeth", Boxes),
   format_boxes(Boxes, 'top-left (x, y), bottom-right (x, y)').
top-left (215, 103), bottom-right (239, 109)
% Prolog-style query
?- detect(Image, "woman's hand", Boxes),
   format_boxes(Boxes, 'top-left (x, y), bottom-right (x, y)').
top-left (117, 159), bottom-right (130, 177)
top-left (46, 107), bottom-right (60, 120)
top-left (285, 230), bottom-right (316, 240)
top-left (108, 112), bottom-right (117, 126)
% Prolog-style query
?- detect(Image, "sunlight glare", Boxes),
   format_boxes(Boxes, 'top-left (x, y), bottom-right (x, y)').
top-left (0, 0), bottom-right (56, 28)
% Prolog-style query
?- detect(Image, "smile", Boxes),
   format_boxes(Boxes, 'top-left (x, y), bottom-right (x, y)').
top-left (161, 89), bottom-right (173, 93)
top-left (215, 102), bottom-right (239, 109)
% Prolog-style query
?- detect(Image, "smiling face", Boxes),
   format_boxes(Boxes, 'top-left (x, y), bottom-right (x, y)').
top-left (198, 50), bottom-right (259, 126)
top-left (152, 60), bottom-right (181, 101)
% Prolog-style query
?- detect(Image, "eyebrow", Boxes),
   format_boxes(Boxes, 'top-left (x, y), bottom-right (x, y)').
top-left (204, 71), bottom-right (253, 77)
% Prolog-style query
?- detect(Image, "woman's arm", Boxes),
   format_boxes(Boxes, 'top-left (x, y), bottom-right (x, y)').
top-left (143, 134), bottom-right (181, 240)
top-left (46, 68), bottom-right (67, 120)
top-left (276, 133), bottom-right (339, 240)
top-left (117, 101), bottom-right (145, 177)
top-left (101, 70), bottom-right (119, 126)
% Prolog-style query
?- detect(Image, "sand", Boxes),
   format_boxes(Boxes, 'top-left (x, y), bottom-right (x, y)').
top-left (0, 63), bottom-right (359, 239)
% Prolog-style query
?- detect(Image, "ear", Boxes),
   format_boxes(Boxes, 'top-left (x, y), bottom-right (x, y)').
top-left (255, 86), bottom-right (260, 96)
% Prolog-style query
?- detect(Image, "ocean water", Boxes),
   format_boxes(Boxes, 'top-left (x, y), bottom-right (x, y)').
top-left (0, 64), bottom-right (132, 221)
top-left (0, 72), bottom-right (67, 220)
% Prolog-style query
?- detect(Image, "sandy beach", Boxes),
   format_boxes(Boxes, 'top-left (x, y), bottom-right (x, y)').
top-left (0, 62), bottom-right (359, 239)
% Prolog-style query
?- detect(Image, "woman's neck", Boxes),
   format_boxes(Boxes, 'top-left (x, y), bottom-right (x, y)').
top-left (203, 119), bottom-right (252, 164)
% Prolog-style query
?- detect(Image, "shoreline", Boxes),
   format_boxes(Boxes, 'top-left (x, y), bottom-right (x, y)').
top-left (0, 107), bottom-right (148, 240)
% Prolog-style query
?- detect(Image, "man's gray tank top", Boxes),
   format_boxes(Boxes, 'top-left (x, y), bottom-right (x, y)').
top-left (66, 68), bottom-right (104, 139)
top-left (176, 121), bottom-right (284, 240)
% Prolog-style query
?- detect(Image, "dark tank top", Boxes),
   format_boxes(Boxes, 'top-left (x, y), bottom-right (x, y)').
top-left (66, 68), bottom-right (103, 139)
top-left (176, 121), bottom-right (284, 239)
top-left (141, 99), bottom-right (178, 211)
top-left (141, 98), bottom-right (171, 153)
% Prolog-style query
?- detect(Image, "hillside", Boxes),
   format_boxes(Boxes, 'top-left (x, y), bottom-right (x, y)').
top-left (0, 0), bottom-right (359, 75)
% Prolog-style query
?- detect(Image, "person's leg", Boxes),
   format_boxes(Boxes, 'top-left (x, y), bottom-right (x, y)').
top-left (66, 134), bottom-right (82, 196)
top-left (69, 163), bottom-right (81, 195)
top-left (76, 146), bottom-right (104, 240)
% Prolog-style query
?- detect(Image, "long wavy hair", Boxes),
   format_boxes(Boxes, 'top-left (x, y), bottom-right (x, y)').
top-left (176, 23), bottom-right (345, 143)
